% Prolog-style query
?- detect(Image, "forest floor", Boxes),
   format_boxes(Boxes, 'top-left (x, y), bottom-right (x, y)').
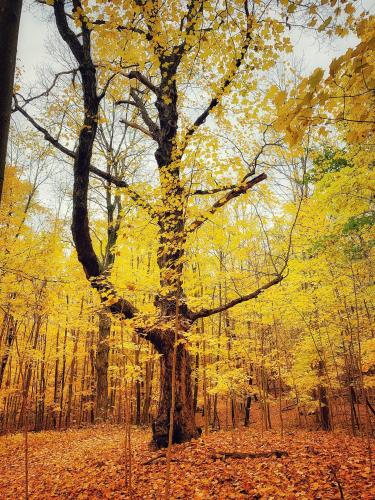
top-left (0, 424), bottom-right (373, 499)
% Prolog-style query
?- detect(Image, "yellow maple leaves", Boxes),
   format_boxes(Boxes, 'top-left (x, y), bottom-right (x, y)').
top-left (274, 15), bottom-right (375, 147)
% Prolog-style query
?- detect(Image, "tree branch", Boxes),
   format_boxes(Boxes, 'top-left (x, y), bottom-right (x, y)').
top-left (188, 274), bottom-right (284, 321)
top-left (120, 118), bottom-right (155, 139)
top-left (211, 450), bottom-right (288, 460)
top-left (122, 70), bottom-right (159, 95)
top-left (35, 0), bottom-right (145, 324)
top-left (16, 69), bottom-right (79, 106)
top-left (129, 88), bottom-right (160, 141)
top-left (192, 184), bottom-right (237, 195)
top-left (187, 172), bottom-right (266, 233)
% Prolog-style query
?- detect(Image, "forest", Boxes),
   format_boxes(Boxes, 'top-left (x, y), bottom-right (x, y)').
top-left (0, 0), bottom-right (374, 498)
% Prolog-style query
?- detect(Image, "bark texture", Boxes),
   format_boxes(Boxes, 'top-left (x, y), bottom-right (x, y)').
top-left (152, 336), bottom-right (199, 448)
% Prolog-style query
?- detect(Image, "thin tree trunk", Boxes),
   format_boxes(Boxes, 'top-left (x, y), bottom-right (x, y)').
top-left (193, 343), bottom-right (199, 414)
top-left (142, 355), bottom-right (154, 425)
top-left (95, 310), bottom-right (110, 422)
top-left (59, 324), bottom-right (68, 429)
top-left (317, 360), bottom-right (331, 430)
top-left (18, 315), bottom-right (42, 429)
top-left (35, 321), bottom-right (47, 431)
top-left (66, 329), bottom-right (79, 428)
top-left (53, 325), bottom-right (60, 429)
top-left (135, 337), bottom-right (141, 426)
top-left (244, 365), bottom-right (254, 427)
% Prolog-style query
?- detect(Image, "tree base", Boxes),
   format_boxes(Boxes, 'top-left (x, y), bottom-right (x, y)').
top-left (152, 419), bottom-right (201, 449)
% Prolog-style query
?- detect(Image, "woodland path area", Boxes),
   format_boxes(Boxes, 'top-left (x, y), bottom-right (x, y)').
top-left (0, 425), bottom-right (373, 499)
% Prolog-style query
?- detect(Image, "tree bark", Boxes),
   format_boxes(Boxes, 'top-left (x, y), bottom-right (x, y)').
top-left (152, 338), bottom-right (199, 448)
top-left (0, 0), bottom-right (23, 202)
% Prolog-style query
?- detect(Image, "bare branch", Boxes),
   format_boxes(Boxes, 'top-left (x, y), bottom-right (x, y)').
top-left (14, 99), bottom-right (155, 216)
top-left (120, 119), bottom-right (155, 139)
top-left (116, 99), bottom-right (137, 107)
top-left (16, 69), bottom-right (79, 106)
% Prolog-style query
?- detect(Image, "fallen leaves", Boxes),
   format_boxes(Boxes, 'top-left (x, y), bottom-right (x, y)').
top-left (0, 425), bottom-right (373, 499)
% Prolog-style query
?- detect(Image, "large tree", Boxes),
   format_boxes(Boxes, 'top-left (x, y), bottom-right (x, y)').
top-left (15, 0), bottom-right (353, 447)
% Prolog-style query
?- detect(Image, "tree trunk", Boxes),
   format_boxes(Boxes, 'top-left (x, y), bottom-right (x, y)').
top-left (0, 0), bottom-right (23, 202)
top-left (244, 395), bottom-right (252, 427)
top-left (134, 338), bottom-right (141, 426)
top-left (152, 340), bottom-right (199, 448)
top-left (141, 358), bottom-right (153, 425)
top-left (193, 346), bottom-right (199, 413)
top-left (0, 314), bottom-right (16, 388)
top-left (244, 368), bottom-right (254, 427)
top-left (66, 329), bottom-right (79, 428)
top-left (317, 360), bottom-right (331, 430)
top-left (53, 326), bottom-right (60, 429)
top-left (58, 324), bottom-right (68, 429)
top-left (318, 384), bottom-right (331, 430)
top-left (95, 311), bottom-right (110, 422)
top-left (35, 324), bottom-right (47, 431)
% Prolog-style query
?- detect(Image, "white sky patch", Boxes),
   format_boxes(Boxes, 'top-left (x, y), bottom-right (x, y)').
top-left (18, 4), bottom-right (49, 79)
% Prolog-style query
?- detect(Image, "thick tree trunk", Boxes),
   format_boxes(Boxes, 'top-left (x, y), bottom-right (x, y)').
top-left (152, 340), bottom-right (199, 448)
top-left (0, 0), bottom-right (23, 202)
top-left (95, 311), bottom-right (110, 421)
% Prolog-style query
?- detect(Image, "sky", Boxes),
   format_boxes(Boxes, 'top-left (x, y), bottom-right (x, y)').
top-left (18, 3), bottom-right (51, 79)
